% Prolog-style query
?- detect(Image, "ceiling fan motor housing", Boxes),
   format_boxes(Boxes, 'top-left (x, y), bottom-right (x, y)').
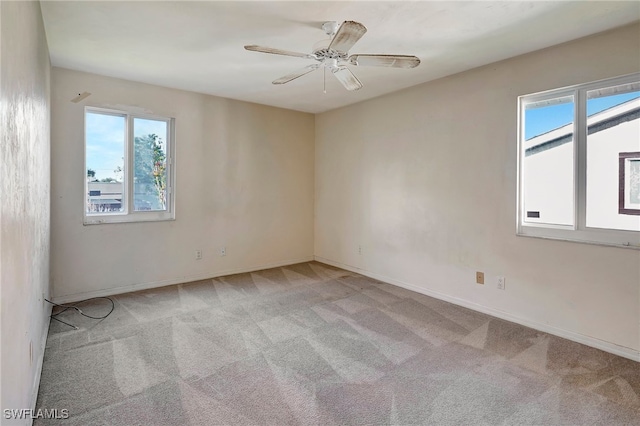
top-left (312, 39), bottom-right (348, 61)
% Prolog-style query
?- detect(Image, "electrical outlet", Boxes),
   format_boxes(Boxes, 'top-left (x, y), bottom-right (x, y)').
top-left (195, 250), bottom-right (202, 260)
top-left (358, 245), bottom-right (362, 255)
top-left (497, 276), bottom-right (506, 290)
top-left (476, 271), bottom-right (484, 285)
top-left (220, 247), bottom-right (226, 257)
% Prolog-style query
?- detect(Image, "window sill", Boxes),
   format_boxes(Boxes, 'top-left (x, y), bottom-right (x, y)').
top-left (517, 227), bottom-right (640, 250)
top-left (83, 214), bottom-right (175, 225)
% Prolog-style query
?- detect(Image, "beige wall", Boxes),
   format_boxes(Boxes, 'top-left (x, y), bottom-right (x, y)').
top-left (0, 1), bottom-right (52, 422)
top-left (315, 23), bottom-right (640, 357)
top-left (51, 68), bottom-right (315, 301)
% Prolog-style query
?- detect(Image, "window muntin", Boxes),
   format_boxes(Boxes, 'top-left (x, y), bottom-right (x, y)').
top-left (84, 108), bottom-right (174, 224)
top-left (518, 74), bottom-right (640, 248)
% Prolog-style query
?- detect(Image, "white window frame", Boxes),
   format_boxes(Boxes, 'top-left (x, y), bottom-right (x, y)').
top-left (517, 73), bottom-right (640, 249)
top-left (84, 107), bottom-right (176, 225)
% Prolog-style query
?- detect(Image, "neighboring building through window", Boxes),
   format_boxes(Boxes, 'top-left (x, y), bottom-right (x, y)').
top-left (518, 74), bottom-right (640, 248)
top-left (85, 108), bottom-right (174, 224)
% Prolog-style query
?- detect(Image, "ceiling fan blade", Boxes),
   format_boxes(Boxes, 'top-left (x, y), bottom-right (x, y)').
top-left (273, 64), bottom-right (320, 85)
top-left (332, 66), bottom-right (363, 91)
top-left (328, 21), bottom-right (367, 53)
top-left (244, 45), bottom-right (316, 59)
top-left (348, 54), bottom-right (421, 69)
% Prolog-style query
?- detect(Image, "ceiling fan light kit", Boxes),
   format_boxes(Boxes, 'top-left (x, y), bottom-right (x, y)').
top-left (244, 20), bottom-right (420, 92)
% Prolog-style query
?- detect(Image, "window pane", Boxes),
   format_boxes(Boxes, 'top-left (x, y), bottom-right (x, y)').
top-left (133, 118), bottom-right (168, 211)
top-left (586, 87), bottom-right (640, 231)
top-left (86, 112), bottom-right (125, 214)
top-left (522, 96), bottom-right (575, 226)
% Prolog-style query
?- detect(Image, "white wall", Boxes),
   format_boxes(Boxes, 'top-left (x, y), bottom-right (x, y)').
top-left (51, 68), bottom-right (314, 301)
top-left (315, 23), bottom-right (640, 358)
top-left (0, 1), bottom-right (52, 423)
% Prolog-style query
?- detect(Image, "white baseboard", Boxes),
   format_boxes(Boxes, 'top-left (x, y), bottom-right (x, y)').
top-left (52, 256), bottom-right (315, 304)
top-left (315, 256), bottom-right (640, 362)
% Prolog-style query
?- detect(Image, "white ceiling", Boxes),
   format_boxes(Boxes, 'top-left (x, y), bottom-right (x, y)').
top-left (40, 1), bottom-right (640, 113)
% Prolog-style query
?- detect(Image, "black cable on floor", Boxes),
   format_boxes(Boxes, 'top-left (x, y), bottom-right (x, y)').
top-left (45, 297), bottom-right (115, 330)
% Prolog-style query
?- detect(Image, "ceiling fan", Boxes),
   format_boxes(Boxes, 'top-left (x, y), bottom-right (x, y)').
top-left (244, 21), bottom-right (420, 91)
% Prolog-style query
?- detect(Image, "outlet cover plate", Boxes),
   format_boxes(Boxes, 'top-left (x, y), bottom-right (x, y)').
top-left (497, 276), bottom-right (506, 290)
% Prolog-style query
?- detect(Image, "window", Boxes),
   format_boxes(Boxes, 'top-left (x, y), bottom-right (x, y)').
top-left (84, 107), bottom-right (174, 224)
top-left (518, 74), bottom-right (640, 248)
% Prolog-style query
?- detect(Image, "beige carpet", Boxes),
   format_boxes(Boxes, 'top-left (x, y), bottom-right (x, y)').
top-left (36, 261), bottom-right (640, 425)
